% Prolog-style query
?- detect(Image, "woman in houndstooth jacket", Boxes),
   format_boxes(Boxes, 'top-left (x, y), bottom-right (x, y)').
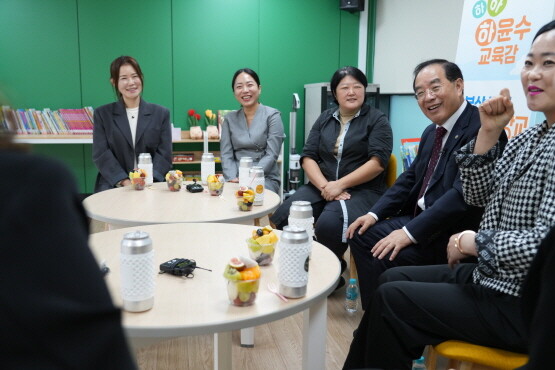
top-left (344, 20), bottom-right (555, 370)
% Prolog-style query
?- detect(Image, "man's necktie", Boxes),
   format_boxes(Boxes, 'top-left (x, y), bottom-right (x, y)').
top-left (417, 126), bottom-right (447, 200)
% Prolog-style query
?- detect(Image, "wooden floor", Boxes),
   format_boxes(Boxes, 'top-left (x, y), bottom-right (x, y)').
top-left (89, 219), bottom-right (362, 369)
top-left (133, 287), bottom-right (361, 370)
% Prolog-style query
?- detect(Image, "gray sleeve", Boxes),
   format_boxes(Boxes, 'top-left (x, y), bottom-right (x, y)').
top-left (220, 114), bottom-right (238, 180)
top-left (257, 108), bottom-right (285, 175)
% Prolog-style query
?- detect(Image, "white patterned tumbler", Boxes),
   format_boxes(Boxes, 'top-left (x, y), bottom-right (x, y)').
top-left (277, 226), bottom-right (312, 298)
top-left (288, 201), bottom-right (314, 239)
top-left (120, 230), bottom-right (155, 312)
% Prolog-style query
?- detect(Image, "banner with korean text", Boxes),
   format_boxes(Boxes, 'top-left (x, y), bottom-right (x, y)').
top-left (456, 0), bottom-right (555, 139)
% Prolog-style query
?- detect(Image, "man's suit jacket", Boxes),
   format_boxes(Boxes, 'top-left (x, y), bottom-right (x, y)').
top-left (370, 103), bottom-right (506, 245)
top-left (92, 98), bottom-right (172, 192)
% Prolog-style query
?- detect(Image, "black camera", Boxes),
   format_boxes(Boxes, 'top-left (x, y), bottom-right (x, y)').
top-left (159, 258), bottom-right (211, 277)
top-left (186, 179), bottom-right (204, 193)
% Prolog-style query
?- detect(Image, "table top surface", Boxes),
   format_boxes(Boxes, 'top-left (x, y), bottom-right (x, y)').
top-left (89, 223), bottom-right (340, 337)
top-left (83, 182), bottom-right (281, 226)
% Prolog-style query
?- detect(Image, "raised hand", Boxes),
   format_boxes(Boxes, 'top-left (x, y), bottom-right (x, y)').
top-left (478, 88), bottom-right (514, 132)
top-left (475, 88), bottom-right (514, 154)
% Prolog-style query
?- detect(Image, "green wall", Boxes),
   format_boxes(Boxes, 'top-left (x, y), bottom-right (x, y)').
top-left (0, 0), bottom-right (362, 193)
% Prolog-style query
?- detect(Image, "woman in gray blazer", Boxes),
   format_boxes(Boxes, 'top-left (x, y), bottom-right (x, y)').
top-left (220, 68), bottom-right (285, 194)
top-left (92, 56), bottom-right (172, 193)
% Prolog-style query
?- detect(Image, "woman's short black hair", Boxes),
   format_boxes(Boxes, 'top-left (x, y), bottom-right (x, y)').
top-left (231, 68), bottom-right (261, 90)
top-left (533, 20), bottom-right (555, 42)
top-left (330, 66), bottom-right (368, 105)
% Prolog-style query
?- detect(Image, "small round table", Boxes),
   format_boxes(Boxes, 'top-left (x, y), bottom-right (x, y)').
top-left (89, 223), bottom-right (340, 370)
top-left (83, 182), bottom-right (280, 227)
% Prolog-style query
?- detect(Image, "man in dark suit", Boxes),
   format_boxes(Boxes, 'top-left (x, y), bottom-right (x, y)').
top-left (346, 59), bottom-right (506, 309)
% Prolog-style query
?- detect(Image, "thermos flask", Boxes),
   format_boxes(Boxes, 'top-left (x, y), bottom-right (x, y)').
top-left (239, 156), bottom-right (253, 187)
top-left (120, 230), bottom-right (155, 312)
top-left (138, 153), bottom-right (153, 185)
top-left (288, 201), bottom-right (314, 239)
top-left (201, 153), bottom-right (215, 185)
top-left (249, 166), bottom-right (265, 206)
top-left (277, 226), bottom-right (312, 298)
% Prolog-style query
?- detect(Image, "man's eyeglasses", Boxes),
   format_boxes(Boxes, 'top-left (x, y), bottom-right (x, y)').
top-left (414, 84), bottom-right (444, 101)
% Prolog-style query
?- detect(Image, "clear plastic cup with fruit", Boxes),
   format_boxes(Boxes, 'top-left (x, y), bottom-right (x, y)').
top-left (129, 169), bottom-right (147, 190)
top-left (223, 256), bottom-right (261, 307)
top-left (235, 186), bottom-right (255, 211)
top-left (165, 170), bottom-right (183, 192)
top-left (246, 225), bottom-right (279, 266)
top-left (207, 174), bottom-right (225, 196)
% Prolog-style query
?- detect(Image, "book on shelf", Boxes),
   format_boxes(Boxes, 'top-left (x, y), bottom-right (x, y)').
top-left (400, 138), bottom-right (420, 172)
top-left (4, 106), bottom-right (94, 136)
top-left (59, 108), bottom-right (93, 135)
top-left (1, 106), bottom-right (19, 133)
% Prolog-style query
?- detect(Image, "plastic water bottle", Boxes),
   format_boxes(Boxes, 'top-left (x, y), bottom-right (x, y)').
top-left (412, 356), bottom-right (426, 369)
top-left (345, 278), bottom-right (359, 313)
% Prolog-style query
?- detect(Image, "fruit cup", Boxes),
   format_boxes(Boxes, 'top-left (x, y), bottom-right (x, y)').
top-left (227, 278), bottom-right (260, 307)
top-left (165, 170), bottom-right (183, 192)
top-left (246, 238), bottom-right (276, 266)
top-left (223, 256), bottom-right (261, 307)
top-left (235, 187), bottom-right (255, 212)
top-left (207, 174), bottom-right (225, 196)
top-left (130, 176), bottom-right (146, 190)
top-left (129, 169), bottom-right (147, 190)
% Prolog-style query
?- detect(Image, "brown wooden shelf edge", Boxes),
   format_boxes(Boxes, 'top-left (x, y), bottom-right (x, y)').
top-left (173, 161), bottom-right (222, 165)
top-left (173, 139), bottom-right (220, 143)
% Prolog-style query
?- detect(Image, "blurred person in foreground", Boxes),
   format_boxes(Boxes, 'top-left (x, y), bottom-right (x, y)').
top-left (344, 20), bottom-right (555, 370)
top-left (0, 106), bottom-right (136, 368)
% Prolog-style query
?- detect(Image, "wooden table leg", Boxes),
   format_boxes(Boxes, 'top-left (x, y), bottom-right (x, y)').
top-left (302, 298), bottom-right (327, 370)
top-left (214, 331), bottom-right (232, 370)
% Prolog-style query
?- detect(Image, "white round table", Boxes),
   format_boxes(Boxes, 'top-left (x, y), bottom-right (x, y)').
top-left (83, 182), bottom-right (280, 227)
top-left (89, 223), bottom-right (340, 370)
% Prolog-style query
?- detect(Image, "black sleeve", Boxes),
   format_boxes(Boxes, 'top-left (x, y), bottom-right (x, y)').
top-left (301, 111), bottom-right (329, 164)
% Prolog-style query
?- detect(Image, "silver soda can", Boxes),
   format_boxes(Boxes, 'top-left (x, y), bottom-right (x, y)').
top-left (138, 153), bottom-right (153, 185)
top-left (277, 226), bottom-right (312, 298)
top-left (238, 157), bottom-right (253, 187)
top-left (201, 153), bottom-right (215, 185)
top-left (249, 166), bottom-right (265, 206)
top-left (120, 230), bottom-right (155, 312)
top-left (288, 201), bottom-right (314, 239)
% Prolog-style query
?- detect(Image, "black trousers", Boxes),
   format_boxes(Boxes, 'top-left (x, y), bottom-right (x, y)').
top-left (517, 226), bottom-right (555, 369)
top-left (349, 215), bottom-right (447, 309)
top-left (343, 264), bottom-right (527, 370)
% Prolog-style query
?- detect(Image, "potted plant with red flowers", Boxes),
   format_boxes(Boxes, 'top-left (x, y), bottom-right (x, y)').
top-left (188, 109), bottom-right (203, 139)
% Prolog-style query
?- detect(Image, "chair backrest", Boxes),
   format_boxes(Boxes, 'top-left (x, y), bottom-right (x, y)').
top-left (386, 154), bottom-right (397, 188)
